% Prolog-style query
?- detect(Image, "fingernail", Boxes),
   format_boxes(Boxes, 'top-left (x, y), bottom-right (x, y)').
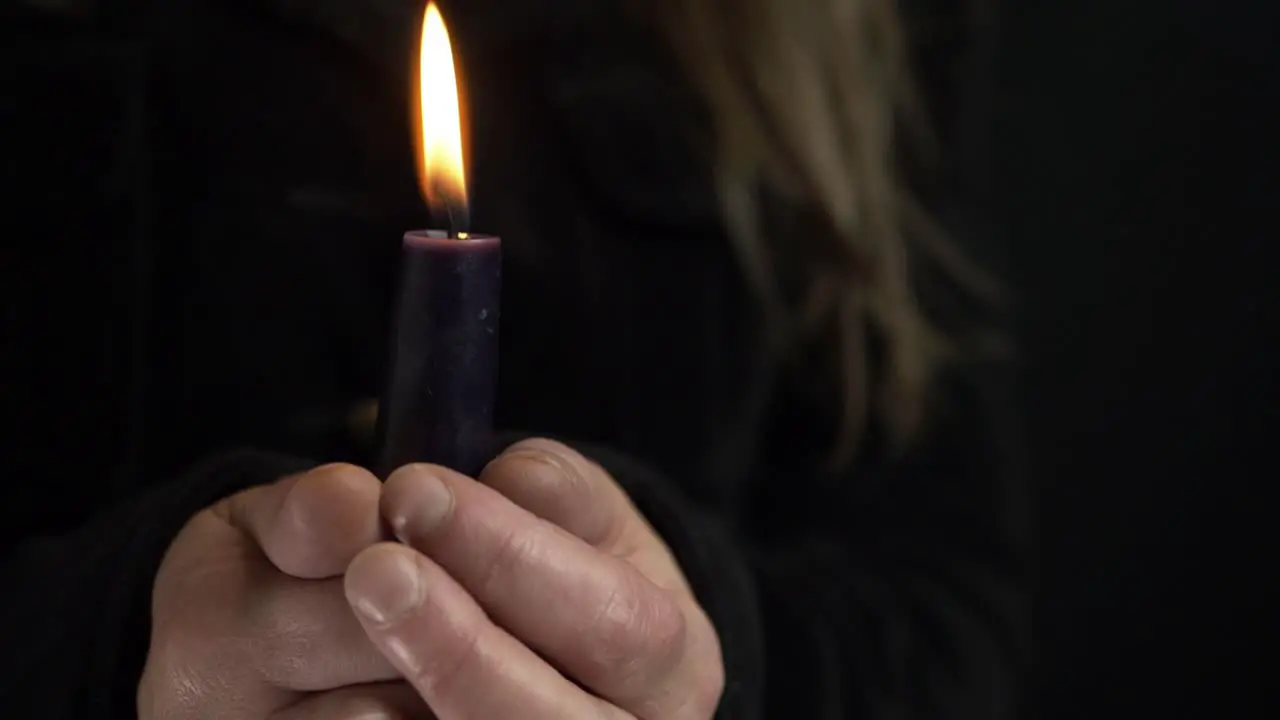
top-left (503, 440), bottom-right (566, 466)
top-left (387, 465), bottom-right (454, 541)
top-left (492, 450), bottom-right (562, 480)
top-left (347, 547), bottom-right (424, 624)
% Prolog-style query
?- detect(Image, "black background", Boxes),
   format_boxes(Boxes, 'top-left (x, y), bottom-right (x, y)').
top-left (998, 0), bottom-right (1276, 715)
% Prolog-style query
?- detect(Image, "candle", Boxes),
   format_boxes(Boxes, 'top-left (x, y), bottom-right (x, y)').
top-left (376, 2), bottom-right (501, 477)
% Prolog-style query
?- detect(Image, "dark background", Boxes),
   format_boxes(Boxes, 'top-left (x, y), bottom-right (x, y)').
top-left (998, 0), bottom-right (1276, 716)
top-left (3, 0), bottom-right (1276, 716)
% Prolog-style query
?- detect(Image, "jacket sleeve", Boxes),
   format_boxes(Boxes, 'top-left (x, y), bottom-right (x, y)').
top-left (568, 359), bottom-right (1029, 720)
top-left (0, 450), bottom-right (312, 718)
top-left (749, 361), bottom-right (1030, 718)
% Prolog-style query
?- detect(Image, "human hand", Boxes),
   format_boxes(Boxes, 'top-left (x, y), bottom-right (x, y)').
top-left (138, 463), bottom-right (430, 719)
top-left (344, 439), bottom-right (725, 719)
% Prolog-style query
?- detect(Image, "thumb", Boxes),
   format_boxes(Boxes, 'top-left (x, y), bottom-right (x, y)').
top-left (222, 463), bottom-right (384, 579)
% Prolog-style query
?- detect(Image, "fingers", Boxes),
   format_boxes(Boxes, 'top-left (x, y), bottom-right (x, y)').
top-left (269, 683), bottom-right (432, 720)
top-left (242, 573), bottom-right (401, 692)
top-left (144, 552), bottom-right (398, 700)
top-left (344, 543), bottom-right (626, 720)
top-left (479, 439), bottom-right (629, 547)
top-left (225, 463), bottom-right (384, 579)
top-left (380, 464), bottom-right (689, 713)
top-left (209, 464), bottom-right (397, 691)
top-left (481, 439), bottom-right (690, 594)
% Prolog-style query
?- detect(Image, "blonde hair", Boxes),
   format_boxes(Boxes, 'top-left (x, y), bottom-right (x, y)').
top-left (663, 0), bottom-right (995, 463)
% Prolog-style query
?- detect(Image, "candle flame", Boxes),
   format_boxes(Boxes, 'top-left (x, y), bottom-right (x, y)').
top-left (416, 2), bottom-right (467, 217)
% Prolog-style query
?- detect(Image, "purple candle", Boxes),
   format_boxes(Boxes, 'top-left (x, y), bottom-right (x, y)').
top-left (376, 3), bottom-right (500, 477)
top-left (377, 231), bottom-right (500, 477)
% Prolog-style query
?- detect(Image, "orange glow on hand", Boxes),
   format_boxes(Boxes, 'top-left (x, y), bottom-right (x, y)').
top-left (416, 2), bottom-right (467, 217)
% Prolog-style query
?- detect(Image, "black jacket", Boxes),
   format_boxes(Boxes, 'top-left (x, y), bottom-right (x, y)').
top-left (0, 0), bottom-right (1027, 717)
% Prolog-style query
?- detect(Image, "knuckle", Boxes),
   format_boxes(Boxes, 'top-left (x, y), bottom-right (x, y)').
top-left (690, 658), bottom-right (726, 718)
top-left (640, 591), bottom-right (689, 674)
top-left (479, 524), bottom-right (541, 597)
top-left (271, 484), bottom-right (325, 550)
top-left (417, 621), bottom-right (489, 701)
top-left (586, 576), bottom-right (687, 687)
top-left (679, 613), bottom-right (726, 719)
top-left (271, 464), bottom-right (380, 574)
top-left (140, 619), bottom-right (248, 717)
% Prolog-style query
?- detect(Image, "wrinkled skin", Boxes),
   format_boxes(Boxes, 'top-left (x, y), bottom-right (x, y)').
top-left (139, 440), bottom-right (723, 719)
top-left (138, 463), bottom-right (425, 718)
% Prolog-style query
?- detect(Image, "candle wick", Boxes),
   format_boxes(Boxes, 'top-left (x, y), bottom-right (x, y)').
top-left (445, 199), bottom-right (470, 239)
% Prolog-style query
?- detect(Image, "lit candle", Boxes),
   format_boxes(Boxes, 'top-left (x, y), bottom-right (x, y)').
top-left (376, 2), bottom-right (501, 477)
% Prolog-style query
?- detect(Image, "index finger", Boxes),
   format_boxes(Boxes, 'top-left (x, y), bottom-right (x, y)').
top-left (381, 464), bottom-right (691, 714)
top-left (343, 543), bottom-right (624, 720)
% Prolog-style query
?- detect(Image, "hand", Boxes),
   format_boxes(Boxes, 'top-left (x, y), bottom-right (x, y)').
top-left (138, 463), bottom-right (430, 719)
top-left (343, 439), bottom-right (725, 719)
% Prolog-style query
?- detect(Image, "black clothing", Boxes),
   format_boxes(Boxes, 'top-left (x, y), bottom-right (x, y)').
top-left (1, 1), bottom-right (1026, 718)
